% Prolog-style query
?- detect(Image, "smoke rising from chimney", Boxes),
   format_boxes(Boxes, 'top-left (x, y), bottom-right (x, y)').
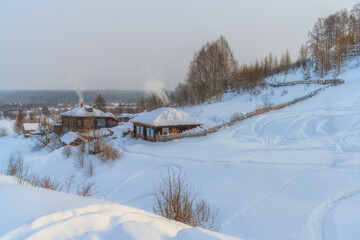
top-left (66, 60), bottom-right (88, 104)
top-left (143, 66), bottom-right (170, 105)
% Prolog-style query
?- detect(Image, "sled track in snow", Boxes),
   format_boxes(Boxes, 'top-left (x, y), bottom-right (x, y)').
top-left (304, 187), bottom-right (360, 240)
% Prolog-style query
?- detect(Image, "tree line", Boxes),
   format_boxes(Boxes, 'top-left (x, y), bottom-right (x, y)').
top-left (308, 3), bottom-right (360, 76)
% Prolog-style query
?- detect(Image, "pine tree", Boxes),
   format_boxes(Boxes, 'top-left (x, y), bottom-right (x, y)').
top-left (94, 94), bottom-right (107, 112)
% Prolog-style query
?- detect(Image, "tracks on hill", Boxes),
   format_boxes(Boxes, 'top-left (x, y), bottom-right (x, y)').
top-left (158, 79), bottom-right (344, 142)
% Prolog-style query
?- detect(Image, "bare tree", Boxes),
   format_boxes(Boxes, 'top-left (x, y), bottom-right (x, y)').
top-left (153, 170), bottom-right (221, 231)
top-left (64, 174), bottom-right (76, 193)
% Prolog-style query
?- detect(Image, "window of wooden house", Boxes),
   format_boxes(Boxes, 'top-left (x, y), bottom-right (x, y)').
top-left (146, 127), bottom-right (150, 136)
top-left (78, 120), bottom-right (82, 127)
top-left (150, 128), bottom-right (154, 138)
top-left (163, 128), bottom-right (168, 135)
top-left (140, 126), bottom-right (144, 135)
top-left (136, 126), bottom-right (140, 134)
top-left (97, 119), bottom-right (106, 127)
top-left (109, 120), bottom-right (113, 127)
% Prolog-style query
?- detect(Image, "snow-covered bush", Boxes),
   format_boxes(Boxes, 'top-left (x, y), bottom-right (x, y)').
top-left (62, 145), bottom-right (72, 158)
top-left (0, 127), bottom-right (8, 137)
top-left (98, 143), bottom-right (123, 163)
top-left (47, 134), bottom-right (62, 151)
top-left (84, 160), bottom-right (95, 177)
top-left (73, 148), bottom-right (85, 169)
top-left (230, 112), bottom-right (245, 122)
top-left (6, 151), bottom-right (28, 184)
top-left (261, 94), bottom-right (274, 108)
top-left (27, 174), bottom-right (62, 191)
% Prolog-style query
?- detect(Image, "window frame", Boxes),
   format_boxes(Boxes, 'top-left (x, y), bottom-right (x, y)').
top-left (163, 128), bottom-right (168, 135)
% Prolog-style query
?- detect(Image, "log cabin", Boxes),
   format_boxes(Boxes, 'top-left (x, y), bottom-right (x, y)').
top-left (130, 107), bottom-right (202, 142)
top-left (60, 103), bottom-right (118, 133)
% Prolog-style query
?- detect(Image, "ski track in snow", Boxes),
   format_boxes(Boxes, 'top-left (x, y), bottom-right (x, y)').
top-left (106, 163), bottom-right (183, 200)
top-left (223, 166), bottom-right (328, 227)
top-left (304, 187), bottom-right (360, 240)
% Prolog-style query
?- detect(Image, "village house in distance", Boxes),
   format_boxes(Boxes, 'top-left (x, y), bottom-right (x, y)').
top-left (60, 103), bottom-right (118, 133)
top-left (130, 107), bottom-right (202, 142)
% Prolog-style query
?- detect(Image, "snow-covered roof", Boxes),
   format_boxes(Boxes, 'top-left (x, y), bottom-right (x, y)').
top-left (60, 132), bottom-right (86, 145)
top-left (23, 123), bottom-right (40, 131)
top-left (130, 107), bottom-right (202, 127)
top-left (60, 104), bottom-right (116, 118)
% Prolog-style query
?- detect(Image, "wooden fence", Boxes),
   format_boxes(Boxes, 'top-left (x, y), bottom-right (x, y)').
top-left (156, 79), bottom-right (344, 142)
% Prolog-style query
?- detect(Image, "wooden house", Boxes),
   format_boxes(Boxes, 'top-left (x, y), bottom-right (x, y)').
top-left (130, 107), bottom-right (202, 142)
top-left (22, 123), bottom-right (40, 137)
top-left (60, 131), bottom-right (87, 146)
top-left (60, 103), bottom-right (118, 133)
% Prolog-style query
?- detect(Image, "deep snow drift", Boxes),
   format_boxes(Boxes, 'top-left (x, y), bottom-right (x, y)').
top-left (0, 176), bottom-right (240, 240)
top-left (2, 58), bottom-right (360, 239)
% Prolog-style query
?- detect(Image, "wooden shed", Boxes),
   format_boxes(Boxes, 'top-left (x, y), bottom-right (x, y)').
top-left (130, 107), bottom-right (202, 142)
top-left (60, 131), bottom-right (87, 146)
top-left (22, 123), bottom-right (40, 137)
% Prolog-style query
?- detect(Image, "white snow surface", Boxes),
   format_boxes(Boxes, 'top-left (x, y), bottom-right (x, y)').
top-left (130, 107), bottom-right (201, 126)
top-left (0, 119), bottom-right (15, 134)
top-left (60, 104), bottom-right (115, 118)
top-left (0, 176), bottom-right (240, 240)
top-left (2, 58), bottom-right (360, 239)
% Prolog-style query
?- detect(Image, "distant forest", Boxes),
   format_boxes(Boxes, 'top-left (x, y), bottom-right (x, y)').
top-left (0, 90), bottom-right (148, 106)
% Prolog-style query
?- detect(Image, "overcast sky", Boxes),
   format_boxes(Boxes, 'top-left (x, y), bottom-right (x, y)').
top-left (0, 0), bottom-right (357, 91)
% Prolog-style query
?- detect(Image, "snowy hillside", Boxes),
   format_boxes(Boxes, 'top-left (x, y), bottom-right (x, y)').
top-left (2, 58), bottom-right (360, 239)
top-left (0, 176), bottom-right (240, 240)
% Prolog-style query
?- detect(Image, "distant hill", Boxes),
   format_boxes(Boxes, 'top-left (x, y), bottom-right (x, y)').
top-left (0, 90), bottom-right (149, 106)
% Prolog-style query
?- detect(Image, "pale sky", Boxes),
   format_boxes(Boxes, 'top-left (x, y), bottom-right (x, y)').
top-left (0, 0), bottom-right (357, 91)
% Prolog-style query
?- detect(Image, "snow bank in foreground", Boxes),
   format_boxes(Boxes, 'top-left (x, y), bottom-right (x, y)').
top-left (0, 176), bottom-right (241, 240)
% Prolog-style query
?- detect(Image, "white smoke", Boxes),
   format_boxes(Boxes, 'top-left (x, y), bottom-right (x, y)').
top-left (143, 66), bottom-right (169, 105)
top-left (66, 60), bottom-right (88, 104)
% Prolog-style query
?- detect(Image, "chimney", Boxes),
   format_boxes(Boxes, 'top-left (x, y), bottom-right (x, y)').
top-left (80, 103), bottom-right (84, 107)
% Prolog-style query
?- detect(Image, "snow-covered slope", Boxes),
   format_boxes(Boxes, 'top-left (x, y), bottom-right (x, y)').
top-left (0, 176), bottom-right (240, 240)
top-left (2, 58), bottom-right (360, 239)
